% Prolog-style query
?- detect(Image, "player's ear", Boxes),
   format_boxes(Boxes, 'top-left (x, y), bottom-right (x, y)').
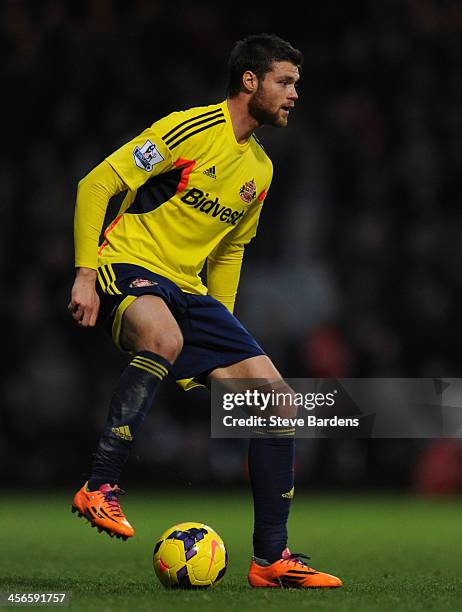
top-left (242, 70), bottom-right (258, 94)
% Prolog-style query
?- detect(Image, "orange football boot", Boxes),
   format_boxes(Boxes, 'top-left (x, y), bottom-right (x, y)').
top-left (248, 547), bottom-right (342, 588)
top-left (71, 482), bottom-right (134, 540)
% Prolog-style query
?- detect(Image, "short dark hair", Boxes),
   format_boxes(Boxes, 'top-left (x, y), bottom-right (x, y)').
top-left (227, 33), bottom-right (303, 97)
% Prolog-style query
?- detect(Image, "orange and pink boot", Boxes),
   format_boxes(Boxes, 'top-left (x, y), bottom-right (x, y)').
top-left (71, 482), bottom-right (134, 540)
top-left (248, 547), bottom-right (342, 588)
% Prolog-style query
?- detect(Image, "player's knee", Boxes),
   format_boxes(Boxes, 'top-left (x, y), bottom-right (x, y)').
top-left (271, 381), bottom-right (297, 419)
top-left (143, 332), bottom-right (183, 363)
top-left (246, 380), bottom-right (297, 419)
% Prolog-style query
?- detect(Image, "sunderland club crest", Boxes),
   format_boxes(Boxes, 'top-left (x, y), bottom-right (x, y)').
top-left (129, 278), bottom-right (158, 288)
top-left (239, 179), bottom-right (257, 204)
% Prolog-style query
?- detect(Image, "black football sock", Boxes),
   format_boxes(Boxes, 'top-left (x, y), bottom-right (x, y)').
top-left (248, 436), bottom-right (295, 563)
top-left (88, 351), bottom-right (171, 490)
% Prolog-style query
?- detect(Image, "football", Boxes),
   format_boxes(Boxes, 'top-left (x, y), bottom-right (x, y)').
top-left (152, 521), bottom-right (228, 588)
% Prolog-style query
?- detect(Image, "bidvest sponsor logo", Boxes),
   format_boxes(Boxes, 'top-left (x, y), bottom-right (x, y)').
top-left (180, 188), bottom-right (245, 225)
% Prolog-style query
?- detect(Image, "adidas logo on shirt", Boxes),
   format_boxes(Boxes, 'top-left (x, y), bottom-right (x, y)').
top-left (203, 165), bottom-right (217, 179)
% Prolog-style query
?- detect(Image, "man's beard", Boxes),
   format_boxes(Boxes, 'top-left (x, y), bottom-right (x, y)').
top-left (248, 87), bottom-right (283, 127)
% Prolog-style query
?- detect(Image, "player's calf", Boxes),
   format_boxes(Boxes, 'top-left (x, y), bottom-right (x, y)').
top-left (88, 350), bottom-right (172, 488)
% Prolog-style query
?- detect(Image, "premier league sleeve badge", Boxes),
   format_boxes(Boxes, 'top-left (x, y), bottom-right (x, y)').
top-left (133, 139), bottom-right (164, 172)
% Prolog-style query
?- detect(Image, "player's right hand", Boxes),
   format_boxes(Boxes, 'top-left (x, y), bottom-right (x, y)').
top-left (68, 268), bottom-right (100, 327)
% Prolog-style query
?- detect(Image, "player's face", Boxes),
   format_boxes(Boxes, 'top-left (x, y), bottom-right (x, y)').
top-left (249, 61), bottom-right (300, 128)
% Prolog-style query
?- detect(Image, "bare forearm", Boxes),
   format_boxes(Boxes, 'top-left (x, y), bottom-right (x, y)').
top-left (75, 267), bottom-right (97, 280)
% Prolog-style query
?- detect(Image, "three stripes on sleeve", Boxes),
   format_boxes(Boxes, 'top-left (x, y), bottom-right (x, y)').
top-left (161, 108), bottom-right (225, 150)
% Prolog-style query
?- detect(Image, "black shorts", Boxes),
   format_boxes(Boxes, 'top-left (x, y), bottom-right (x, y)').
top-left (96, 263), bottom-right (266, 390)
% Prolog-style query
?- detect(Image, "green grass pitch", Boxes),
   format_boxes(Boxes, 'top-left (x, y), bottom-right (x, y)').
top-left (1, 490), bottom-right (462, 611)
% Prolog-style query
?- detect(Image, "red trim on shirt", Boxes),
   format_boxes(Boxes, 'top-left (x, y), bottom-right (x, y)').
top-left (174, 158), bottom-right (196, 193)
top-left (98, 214), bottom-right (123, 254)
top-left (258, 190), bottom-right (267, 202)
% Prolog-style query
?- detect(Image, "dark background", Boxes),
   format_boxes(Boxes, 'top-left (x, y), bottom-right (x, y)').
top-left (3, 0), bottom-right (462, 493)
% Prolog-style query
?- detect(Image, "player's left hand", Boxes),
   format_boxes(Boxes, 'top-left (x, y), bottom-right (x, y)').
top-left (68, 267), bottom-right (100, 327)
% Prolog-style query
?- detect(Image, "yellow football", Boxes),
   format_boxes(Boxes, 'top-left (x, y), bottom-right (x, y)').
top-left (153, 521), bottom-right (227, 588)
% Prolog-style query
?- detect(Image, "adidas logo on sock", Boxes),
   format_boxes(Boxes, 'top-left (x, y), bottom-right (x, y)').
top-left (203, 165), bottom-right (217, 179)
top-left (112, 425), bottom-right (133, 441)
top-left (281, 486), bottom-right (294, 499)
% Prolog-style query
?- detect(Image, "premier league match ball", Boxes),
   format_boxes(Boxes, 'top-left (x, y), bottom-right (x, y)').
top-left (152, 522), bottom-right (228, 588)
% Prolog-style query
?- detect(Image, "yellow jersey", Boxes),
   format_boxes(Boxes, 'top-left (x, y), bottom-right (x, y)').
top-left (96, 100), bottom-right (273, 295)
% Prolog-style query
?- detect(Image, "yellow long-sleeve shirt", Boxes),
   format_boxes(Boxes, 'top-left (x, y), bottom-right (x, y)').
top-left (74, 100), bottom-right (273, 312)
